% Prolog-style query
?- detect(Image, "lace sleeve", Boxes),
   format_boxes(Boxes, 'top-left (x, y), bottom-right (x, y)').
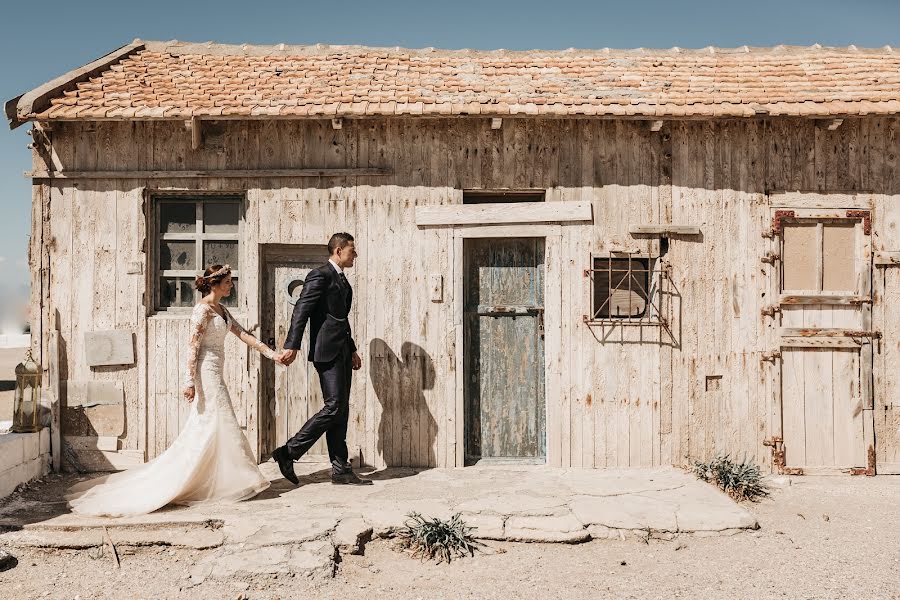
top-left (224, 308), bottom-right (278, 361)
top-left (183, 304), bottom-right (212, 388)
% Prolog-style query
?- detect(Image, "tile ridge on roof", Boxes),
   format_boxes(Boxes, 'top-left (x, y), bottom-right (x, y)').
top-left (139, 39), bottom-right (898, 57)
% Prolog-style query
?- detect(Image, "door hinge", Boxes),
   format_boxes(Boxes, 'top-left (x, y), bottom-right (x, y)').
top-left (764, 436), bottom-right (804, 475)
top-left (761, 305), bottom-right (782, 317)
top-left (760, 350), bottom-right (782, 362)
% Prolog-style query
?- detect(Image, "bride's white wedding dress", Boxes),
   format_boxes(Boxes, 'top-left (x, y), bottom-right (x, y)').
top-left (67, 303), bottom-right (273, 517)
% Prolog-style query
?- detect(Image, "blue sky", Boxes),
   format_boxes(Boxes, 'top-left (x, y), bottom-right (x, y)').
top-left (1, 0), bottom-right (898, 296)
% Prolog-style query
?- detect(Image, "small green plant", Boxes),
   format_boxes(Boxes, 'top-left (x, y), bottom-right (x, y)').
top-left (692, 454), bottom-right (770, 502)
top-left (395, 512), bottom-right (483, 564)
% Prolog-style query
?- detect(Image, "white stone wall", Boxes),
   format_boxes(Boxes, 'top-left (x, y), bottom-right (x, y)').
top-left (0, 429), bottom-right (50, 499)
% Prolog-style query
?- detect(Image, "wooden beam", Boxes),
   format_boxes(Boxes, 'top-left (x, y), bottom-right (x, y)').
top-left (331, 117), bottom-right (343, 130)
top-left (491, 117), bottom-right (503, 130)
top-left (6, 40), bottom-right (146, 129)
top-left (779, 294), bottom-right (870, 305)
top-left (26, 167), bottom-right (392, 179)
top-left (779, 327), bottom-right (881, 338)
top-left (649, 120), bottom-right (664, 132)
top-left (827, 118), bottom-right (844, 131)
top-left (189, 116), bottom-right (202, 150)
top-left (780, 336), bottom-right (861, 349)
top-left (874, 250), bottom-right (900, 266)
top-left (629, 224), bottom-right (700, 236)
top-left (416, 201), bottom-right (593, 227)
top-left (768, 191), bottom-right (873, 210)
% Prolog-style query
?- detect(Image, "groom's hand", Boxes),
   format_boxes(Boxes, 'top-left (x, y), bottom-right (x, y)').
top-left (280, 349), bottom-right (298, 366)
top-left (351, 352), bottom-right (362, 371)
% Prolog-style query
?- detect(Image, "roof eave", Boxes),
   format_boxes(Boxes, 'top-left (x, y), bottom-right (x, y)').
top-left (5, 40), bottom-right (145, 130)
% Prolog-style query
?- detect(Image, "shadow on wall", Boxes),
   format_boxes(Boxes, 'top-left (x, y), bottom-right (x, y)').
top-left (369, 339), bottom-right (436, 468)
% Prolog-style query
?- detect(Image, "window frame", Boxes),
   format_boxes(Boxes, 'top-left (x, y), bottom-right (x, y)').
top-left (587, 252), bottom-right (660, 323)
top-left (151, 194), bottom-right (244, 314)
top-left (776, 212), bottom-right (869, 300)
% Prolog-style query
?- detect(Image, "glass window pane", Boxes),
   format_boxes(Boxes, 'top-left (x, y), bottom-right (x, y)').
top-left (823, 223), bottom-right (856, 291)
top-left (159, 241), bottom-right (196, 270)
top-left (782, 223), bottom-right (819, 291)
top-left (203, 241), bottom-right (239, 269)
top-left (204, 202), bottom-right (240, 233)
top-left (159, 278), bottom-right (195, 308)
top-left (159, 202), bottom-right (196, 233)
top-left (221, 279), bottom-right (239, 307)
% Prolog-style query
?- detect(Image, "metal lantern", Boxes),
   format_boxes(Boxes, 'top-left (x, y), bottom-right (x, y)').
top-left (12, 349), bottom-right (42, 433)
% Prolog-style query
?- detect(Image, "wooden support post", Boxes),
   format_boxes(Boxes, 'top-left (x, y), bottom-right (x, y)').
top-left (189, 116), bottom-right (202, 150)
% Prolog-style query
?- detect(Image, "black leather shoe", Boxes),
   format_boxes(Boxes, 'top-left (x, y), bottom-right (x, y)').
top-left (331, 471), bottom-right (373, 486)
top-left (272, 446), bottom-right (299, 485)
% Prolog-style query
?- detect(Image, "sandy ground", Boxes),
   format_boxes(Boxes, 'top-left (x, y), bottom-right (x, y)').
top-left (2, 475), bottom-right (898, 600)
top-left (0, 347), bottom-right (24, 423)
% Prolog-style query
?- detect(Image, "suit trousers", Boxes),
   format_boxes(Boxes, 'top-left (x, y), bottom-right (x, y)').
top-left (284, 344), bottom-right (353, 475)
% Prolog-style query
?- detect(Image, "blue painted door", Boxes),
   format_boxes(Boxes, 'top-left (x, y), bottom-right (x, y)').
top-left (464, 238), bottom-right (546, 462)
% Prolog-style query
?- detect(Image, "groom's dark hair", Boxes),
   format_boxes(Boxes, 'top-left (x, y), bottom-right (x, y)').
top-left (327, 232), bottom-right (354, 255)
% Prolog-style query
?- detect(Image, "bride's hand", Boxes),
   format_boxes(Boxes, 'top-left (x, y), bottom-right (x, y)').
top-left (184, 386), bottom-right (195, 402)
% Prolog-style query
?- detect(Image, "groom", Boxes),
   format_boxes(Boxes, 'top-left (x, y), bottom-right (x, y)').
top-left (272, 232), bottom-right (372, 486)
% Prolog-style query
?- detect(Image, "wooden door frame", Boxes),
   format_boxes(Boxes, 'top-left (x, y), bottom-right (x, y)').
top-left (766, 195), bottom-right (876, 474)
top-left (256, 243), bottom-right (328, 460)
top-left (451, 224), bottom-right (562, 467)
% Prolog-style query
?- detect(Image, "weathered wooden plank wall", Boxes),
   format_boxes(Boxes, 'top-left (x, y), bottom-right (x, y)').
top-left (34, 116), bottom-right (900, 471)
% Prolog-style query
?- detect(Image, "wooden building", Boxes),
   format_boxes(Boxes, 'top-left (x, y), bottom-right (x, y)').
top-left (6, 40), bottom-right (900, 475)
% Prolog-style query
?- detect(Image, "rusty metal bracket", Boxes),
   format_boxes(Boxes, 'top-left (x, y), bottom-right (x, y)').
top-left (846, 210), bottom-right (872, 235)
top-left (760, 252), bottom-right (780, 264)
top-left (760, 350), bottom-right (782, 362)
top-left (764, 436), bottom-right (804, 475)
top-left (761, 305), bottom-right (782, 318)
top-left (772, 210), bottom-right (795, 234)
top-left (850, 445), bottom-right (877, 476)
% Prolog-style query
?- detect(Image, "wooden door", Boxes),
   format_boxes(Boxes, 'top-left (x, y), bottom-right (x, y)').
top-left (463, 238), bottom-right (546, 463)
top-left (773, 210), bottom-right (873, 473)
top-left (260, 246), bottom-right (329, 461)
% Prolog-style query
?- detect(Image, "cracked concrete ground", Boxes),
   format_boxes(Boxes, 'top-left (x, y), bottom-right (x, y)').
top-left (0, 464), bottom-right (756, 582)
top-left (2, 472), bottom-right (898, 599)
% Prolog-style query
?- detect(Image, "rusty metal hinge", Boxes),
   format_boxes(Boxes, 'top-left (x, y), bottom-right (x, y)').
top-left (760, 252), bottom-right (780, 264)
top-left (772, 210), bottom-right (795, 234)
top-left (760, 350), bottom-right (782, 362)
top-left (761, 305), bottom-right (782, 317)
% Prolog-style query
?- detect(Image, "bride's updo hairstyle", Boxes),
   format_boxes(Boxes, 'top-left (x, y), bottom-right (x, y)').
top-left (195, 264), bottom-right (232, 296)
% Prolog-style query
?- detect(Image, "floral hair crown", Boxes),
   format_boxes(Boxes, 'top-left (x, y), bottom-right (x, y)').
top-left (205, 264), bottom-right (231, 280)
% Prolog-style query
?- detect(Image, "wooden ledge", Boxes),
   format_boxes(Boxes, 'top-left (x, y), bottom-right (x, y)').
top-left (25, 167), bottom-right (391, 179)
top-left (416, 201), bottom-right (592, 227)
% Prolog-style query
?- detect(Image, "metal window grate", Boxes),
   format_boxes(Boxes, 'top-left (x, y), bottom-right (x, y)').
top-left (584, 254), bottom-right (671, 329)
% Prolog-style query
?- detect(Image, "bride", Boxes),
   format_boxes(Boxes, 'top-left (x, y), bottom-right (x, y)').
top-left (67, 264), bottom-right (280, 516)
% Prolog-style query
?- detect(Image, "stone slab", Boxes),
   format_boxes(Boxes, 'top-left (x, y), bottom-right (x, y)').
top-left (505, 513), bottom-right (590, 543)
top-left (0, 434), bottom-right (26, 473)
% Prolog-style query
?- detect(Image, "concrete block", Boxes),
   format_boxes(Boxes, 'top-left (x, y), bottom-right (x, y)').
top-left (65, 381), bottom-right (124, 407)
top-left (22, 431), bottom-right (40, 462)
top-left (84, 330), bottom-right (134, 367)
top-left (0, 463), bottom-right (27, 499)
top-left (0, 434), bottom-right (25, 473)
top-left (24, 456), bottom-right (44, 481)
top-left (39, 428), bottom-right (50, 455)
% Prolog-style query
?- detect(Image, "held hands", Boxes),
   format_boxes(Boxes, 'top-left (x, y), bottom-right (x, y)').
top-left (278, 349), bottom-right (298, 366)
top-left (183, 386), bottom-right (195, 403)
top-left (275, 349), bottom-right (361, 369)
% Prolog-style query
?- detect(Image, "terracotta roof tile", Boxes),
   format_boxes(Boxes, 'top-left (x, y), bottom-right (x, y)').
top-left (21, 41), bottom-right (900, 121)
